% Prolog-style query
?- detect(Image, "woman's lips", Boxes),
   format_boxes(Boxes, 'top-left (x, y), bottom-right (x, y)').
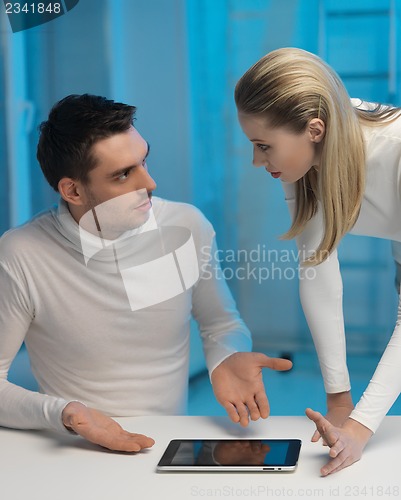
top-left (265, 166), bottom-right (281, 179)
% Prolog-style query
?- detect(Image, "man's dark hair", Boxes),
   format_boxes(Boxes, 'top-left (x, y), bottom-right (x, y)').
top-left (37, 94), bottom-right (136, 191)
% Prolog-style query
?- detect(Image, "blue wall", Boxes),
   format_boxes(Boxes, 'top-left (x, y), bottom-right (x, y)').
top-left (1, 0), bottom-right (400, 364)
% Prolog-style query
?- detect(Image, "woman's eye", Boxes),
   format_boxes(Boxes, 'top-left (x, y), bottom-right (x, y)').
top-left (256, 144), bottom-right (270, 151)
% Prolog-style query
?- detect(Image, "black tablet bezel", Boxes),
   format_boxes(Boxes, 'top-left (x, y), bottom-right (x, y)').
top-left (157, 438), bottom-right (302, 471)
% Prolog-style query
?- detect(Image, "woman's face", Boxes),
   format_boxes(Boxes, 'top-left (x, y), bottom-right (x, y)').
top-left (237, 112), bottom-right (323, 184)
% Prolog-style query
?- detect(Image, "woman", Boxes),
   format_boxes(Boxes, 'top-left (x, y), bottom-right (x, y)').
top-left (235, 47), bottom-right (401, 476)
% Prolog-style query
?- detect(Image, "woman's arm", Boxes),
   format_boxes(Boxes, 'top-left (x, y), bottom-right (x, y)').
top-left (282, 182), bottom-right (351, 395)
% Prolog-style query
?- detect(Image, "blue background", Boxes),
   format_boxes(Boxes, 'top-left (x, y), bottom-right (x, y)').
top-left (1, 0), bottom-right (401, 415)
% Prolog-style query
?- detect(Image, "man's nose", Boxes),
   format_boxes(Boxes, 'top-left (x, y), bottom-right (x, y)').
top-left (141, 165), bottom-right (157, 193)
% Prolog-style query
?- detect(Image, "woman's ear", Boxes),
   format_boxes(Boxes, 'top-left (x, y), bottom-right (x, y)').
top-left (308, 118), bottom-right (325, 143)
top-left (58, 178), bottom-right (85, 206)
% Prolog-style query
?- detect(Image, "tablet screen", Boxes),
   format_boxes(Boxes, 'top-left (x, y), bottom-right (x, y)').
top-left (157, 439), bottom-right (301, 471)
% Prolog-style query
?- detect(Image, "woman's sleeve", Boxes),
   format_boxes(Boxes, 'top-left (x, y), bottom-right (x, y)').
top-left (282, 182), bottom-right (350, 393)
top-left (350, 293), bottom-right (401, 432)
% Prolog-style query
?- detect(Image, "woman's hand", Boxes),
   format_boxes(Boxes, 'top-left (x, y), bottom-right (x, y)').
top-left (311, 391), bottom-right (354, 443)
top-left (306, 408), bottom-right (373, 476)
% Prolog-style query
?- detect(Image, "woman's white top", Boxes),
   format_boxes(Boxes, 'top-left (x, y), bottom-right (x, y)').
top-left (282, 101), bottom-right (401, 432)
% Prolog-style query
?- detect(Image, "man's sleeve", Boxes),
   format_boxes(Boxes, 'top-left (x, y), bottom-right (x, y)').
top-left (191, 236), bottom-right (252, 377)
top-left (0, 264), bottom-right (70, 433)
top-left (391, 240), bottom-right (401, 292)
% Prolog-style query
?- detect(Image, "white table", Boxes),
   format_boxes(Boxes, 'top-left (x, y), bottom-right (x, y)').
top-left (1, 416), bottom-right (400, 500)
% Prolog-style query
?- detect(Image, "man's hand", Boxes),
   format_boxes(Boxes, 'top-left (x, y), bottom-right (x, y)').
top-left (62, 402), bottom-right (155, 452)
top-left (306, 408), bottom-right (373, 476)
top-left (211, 352), bottom-right (292, 427)
top-left (311, 391), bottom-right (354, 443)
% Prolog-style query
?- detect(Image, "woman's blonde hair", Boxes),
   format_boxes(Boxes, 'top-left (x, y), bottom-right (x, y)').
top-left (235, 47), bottom-right (400, 265)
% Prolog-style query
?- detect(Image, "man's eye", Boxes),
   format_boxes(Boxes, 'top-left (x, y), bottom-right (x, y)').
top-left (117, 170), bottom-right (130, 181)
top-left (256, 144), bottom-right (270, 151)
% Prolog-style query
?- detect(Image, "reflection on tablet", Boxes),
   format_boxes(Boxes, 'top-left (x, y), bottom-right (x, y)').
top-left (171, 440), bottom-right (289, 466)
top-left (157, 438), bottom-right (302, 472)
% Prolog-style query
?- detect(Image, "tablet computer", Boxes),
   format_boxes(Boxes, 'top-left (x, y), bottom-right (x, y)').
top-left (156, 438), bottom-right (301, 472)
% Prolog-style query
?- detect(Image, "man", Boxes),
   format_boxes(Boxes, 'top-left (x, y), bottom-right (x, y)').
top-left (0, 94), bottom-right (291, 452)
top-left (392, 241), bottom-right (401, 293)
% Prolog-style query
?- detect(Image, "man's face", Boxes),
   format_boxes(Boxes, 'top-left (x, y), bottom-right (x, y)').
top-left (79, 126), bottom-right (157, 238)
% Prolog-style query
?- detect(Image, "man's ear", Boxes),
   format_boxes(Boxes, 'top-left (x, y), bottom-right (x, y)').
top-left (58, 178), bottom-right (85, 206)
top-left (308, 118), bottom-right (325, 143)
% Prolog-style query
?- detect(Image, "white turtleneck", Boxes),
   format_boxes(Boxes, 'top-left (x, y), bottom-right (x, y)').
top-left (0, 197), bottom-right (251, 433)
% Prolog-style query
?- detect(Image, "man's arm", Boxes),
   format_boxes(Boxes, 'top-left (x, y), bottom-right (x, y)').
top-left (191, 236), bottom-right (291, 425)
top-left (0, 264), bottom-right (153, 451)
top-left (191, 238), bottom-right (253, 372)
top-left (0, 263), bottom-right (70, 432)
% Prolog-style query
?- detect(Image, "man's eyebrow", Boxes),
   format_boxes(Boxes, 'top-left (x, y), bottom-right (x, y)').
top-left (107, 142), bottom-right (151, 178)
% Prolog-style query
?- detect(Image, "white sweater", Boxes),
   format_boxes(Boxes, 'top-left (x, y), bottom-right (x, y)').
top-left (0, 197), bottom-right (251, 433)
top-left (283, 103), bottom-right (401, 432)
